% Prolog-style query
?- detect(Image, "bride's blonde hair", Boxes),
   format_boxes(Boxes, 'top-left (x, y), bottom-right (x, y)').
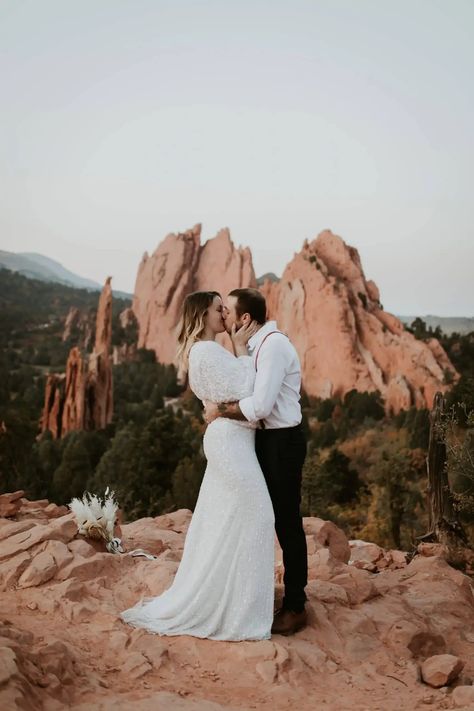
top-left (176, 290), bottom-right (221, 374)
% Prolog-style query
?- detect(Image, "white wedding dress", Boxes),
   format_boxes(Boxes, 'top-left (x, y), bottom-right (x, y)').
top-left (120, 340), bottom-right (275, 641)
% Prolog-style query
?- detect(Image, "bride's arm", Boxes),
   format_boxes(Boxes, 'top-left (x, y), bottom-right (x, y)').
top-left (189, 342), bottom-right (255, 404)
top-left (205, 334), bottom-right (289, 425)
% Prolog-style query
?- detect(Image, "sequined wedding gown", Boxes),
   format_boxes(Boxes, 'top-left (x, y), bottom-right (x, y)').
top-left (120, 340), bottom-right (275, 641)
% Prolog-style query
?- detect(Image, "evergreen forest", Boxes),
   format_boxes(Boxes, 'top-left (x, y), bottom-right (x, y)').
top-left (1, 267), bottom-right (473, 550)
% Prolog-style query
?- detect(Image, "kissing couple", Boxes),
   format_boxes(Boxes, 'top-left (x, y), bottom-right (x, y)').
top-left (120, 288), bottom-right (308, 640)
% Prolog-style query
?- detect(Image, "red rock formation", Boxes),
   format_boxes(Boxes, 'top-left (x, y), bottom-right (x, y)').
top-left (60, 347), bottom-right (86, 433)
top-left (86, 277), bottom-right (113, 430)
top-left (113, 307), bottom-right (138, 364)
top-left (262, 230), bottom-right (459, 413)
top-left (40, 373), bottom-right (66, 438)
top-left (41, 279), bottom-right (113, 438)
top-left (119, 307), bottom-right (137, 331)
top-left (62, 305), bottom-right (94, 350)
top-left (131, 225), bottom-right (457, 412)
top-left (94, 277), bottom-right (113, 355)
top-left (132, 224), bottom-right (256, 363)
top-left (62, 306), bottom-right (80, 341)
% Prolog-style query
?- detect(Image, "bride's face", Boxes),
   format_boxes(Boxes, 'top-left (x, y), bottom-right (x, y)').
top-left (205, 295), bottom-right (226, 335)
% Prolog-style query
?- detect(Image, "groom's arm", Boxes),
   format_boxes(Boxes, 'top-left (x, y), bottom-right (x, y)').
top-left (204, 338), bottom-right (287, 425)
top-left (203, 400), bottom-right (247, 422)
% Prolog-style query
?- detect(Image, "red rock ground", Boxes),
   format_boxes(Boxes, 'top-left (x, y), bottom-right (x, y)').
top-left (1, 493), bottom-right (473, 711)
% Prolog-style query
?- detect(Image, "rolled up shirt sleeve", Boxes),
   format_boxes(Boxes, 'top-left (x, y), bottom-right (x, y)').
top-left (239, 338), bottom-right (288, 423)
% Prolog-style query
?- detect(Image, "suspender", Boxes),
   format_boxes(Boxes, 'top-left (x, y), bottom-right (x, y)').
top-left (254, 330), bottom-right (287, 429)
top-left (254, 330), bottom-right (286, 371)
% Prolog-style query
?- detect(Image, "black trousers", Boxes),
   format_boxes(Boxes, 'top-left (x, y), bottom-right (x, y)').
top-left (255, 423), bottom-right (308, 612)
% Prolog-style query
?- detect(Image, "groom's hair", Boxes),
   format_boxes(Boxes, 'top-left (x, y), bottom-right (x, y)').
top-left (228, 288), bottom-right (267, 325)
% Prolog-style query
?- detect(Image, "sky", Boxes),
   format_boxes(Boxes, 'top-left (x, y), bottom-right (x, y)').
top-left (1, 0), bottom-right (473, 315)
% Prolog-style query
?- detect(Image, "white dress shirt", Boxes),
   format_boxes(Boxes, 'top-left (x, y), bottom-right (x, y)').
top-left (239, 321), bottom-right (302, 429)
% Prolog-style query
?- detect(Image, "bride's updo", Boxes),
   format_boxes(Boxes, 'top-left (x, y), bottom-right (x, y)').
top-left (176, 290), bottom-right (221, 375)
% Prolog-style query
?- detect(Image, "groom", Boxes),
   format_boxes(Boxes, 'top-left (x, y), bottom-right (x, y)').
top-left (203, 288), bottom-right (308, 635)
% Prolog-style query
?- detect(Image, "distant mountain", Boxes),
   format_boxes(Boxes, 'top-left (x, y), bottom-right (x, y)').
top-left (256, 272), bottom-right (280, 286)
top-left (0, 250), bottom-right (101, 289)
top-left (397, 314), bottom-right (474, 335)
top-left (0, 250), bottom-right (133, 299)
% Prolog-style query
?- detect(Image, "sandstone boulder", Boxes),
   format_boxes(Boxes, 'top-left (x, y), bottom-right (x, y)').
top-left (0, 490), bottom-right (25, 518)
top-left (452, 685), bottom-right (474, 707)
top-left (420, 654), bottom-right (465, 687)
top-left (17, 551), bottom-right (58, 588)
top-left (304, 517), bottom-right (350, 563)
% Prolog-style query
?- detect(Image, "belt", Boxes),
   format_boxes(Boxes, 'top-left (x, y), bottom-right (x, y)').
top-left (257, 422), bottom-right (302, 433)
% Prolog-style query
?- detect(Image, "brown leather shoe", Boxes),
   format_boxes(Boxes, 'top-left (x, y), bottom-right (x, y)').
top-left (271, 607), bottom-right (307, 636)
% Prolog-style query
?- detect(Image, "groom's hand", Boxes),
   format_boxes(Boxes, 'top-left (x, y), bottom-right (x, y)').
top-left (203, 401), bottom-right (220, 424)
top-left (203, 400), bottom-right (247, 423)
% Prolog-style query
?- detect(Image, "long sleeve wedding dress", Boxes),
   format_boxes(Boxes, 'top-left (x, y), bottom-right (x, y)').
top-left (120, 340), bottom-right (275, 641)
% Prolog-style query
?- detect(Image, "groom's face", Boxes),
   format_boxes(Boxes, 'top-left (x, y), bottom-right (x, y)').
top-left (223, 295), bottom-right (247, 333)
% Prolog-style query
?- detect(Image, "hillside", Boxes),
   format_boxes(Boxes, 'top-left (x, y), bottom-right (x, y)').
top-left (0, 252), bottom-right (132, 299)
top-left (398, 314), bottom-right (474, 336)
top-left (0, 267), bottom-right (131, 356)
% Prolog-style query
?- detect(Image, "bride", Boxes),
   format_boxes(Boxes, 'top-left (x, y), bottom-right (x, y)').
top-left (120, 290), bottom-right (275, 641)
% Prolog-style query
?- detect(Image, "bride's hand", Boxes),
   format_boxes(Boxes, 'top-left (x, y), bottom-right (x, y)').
top-left (230, 320), bottom-right (259, 352)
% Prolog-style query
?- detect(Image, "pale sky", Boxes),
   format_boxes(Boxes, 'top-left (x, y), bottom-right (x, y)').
top-left (1, 0), bottom-right (473, 315)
